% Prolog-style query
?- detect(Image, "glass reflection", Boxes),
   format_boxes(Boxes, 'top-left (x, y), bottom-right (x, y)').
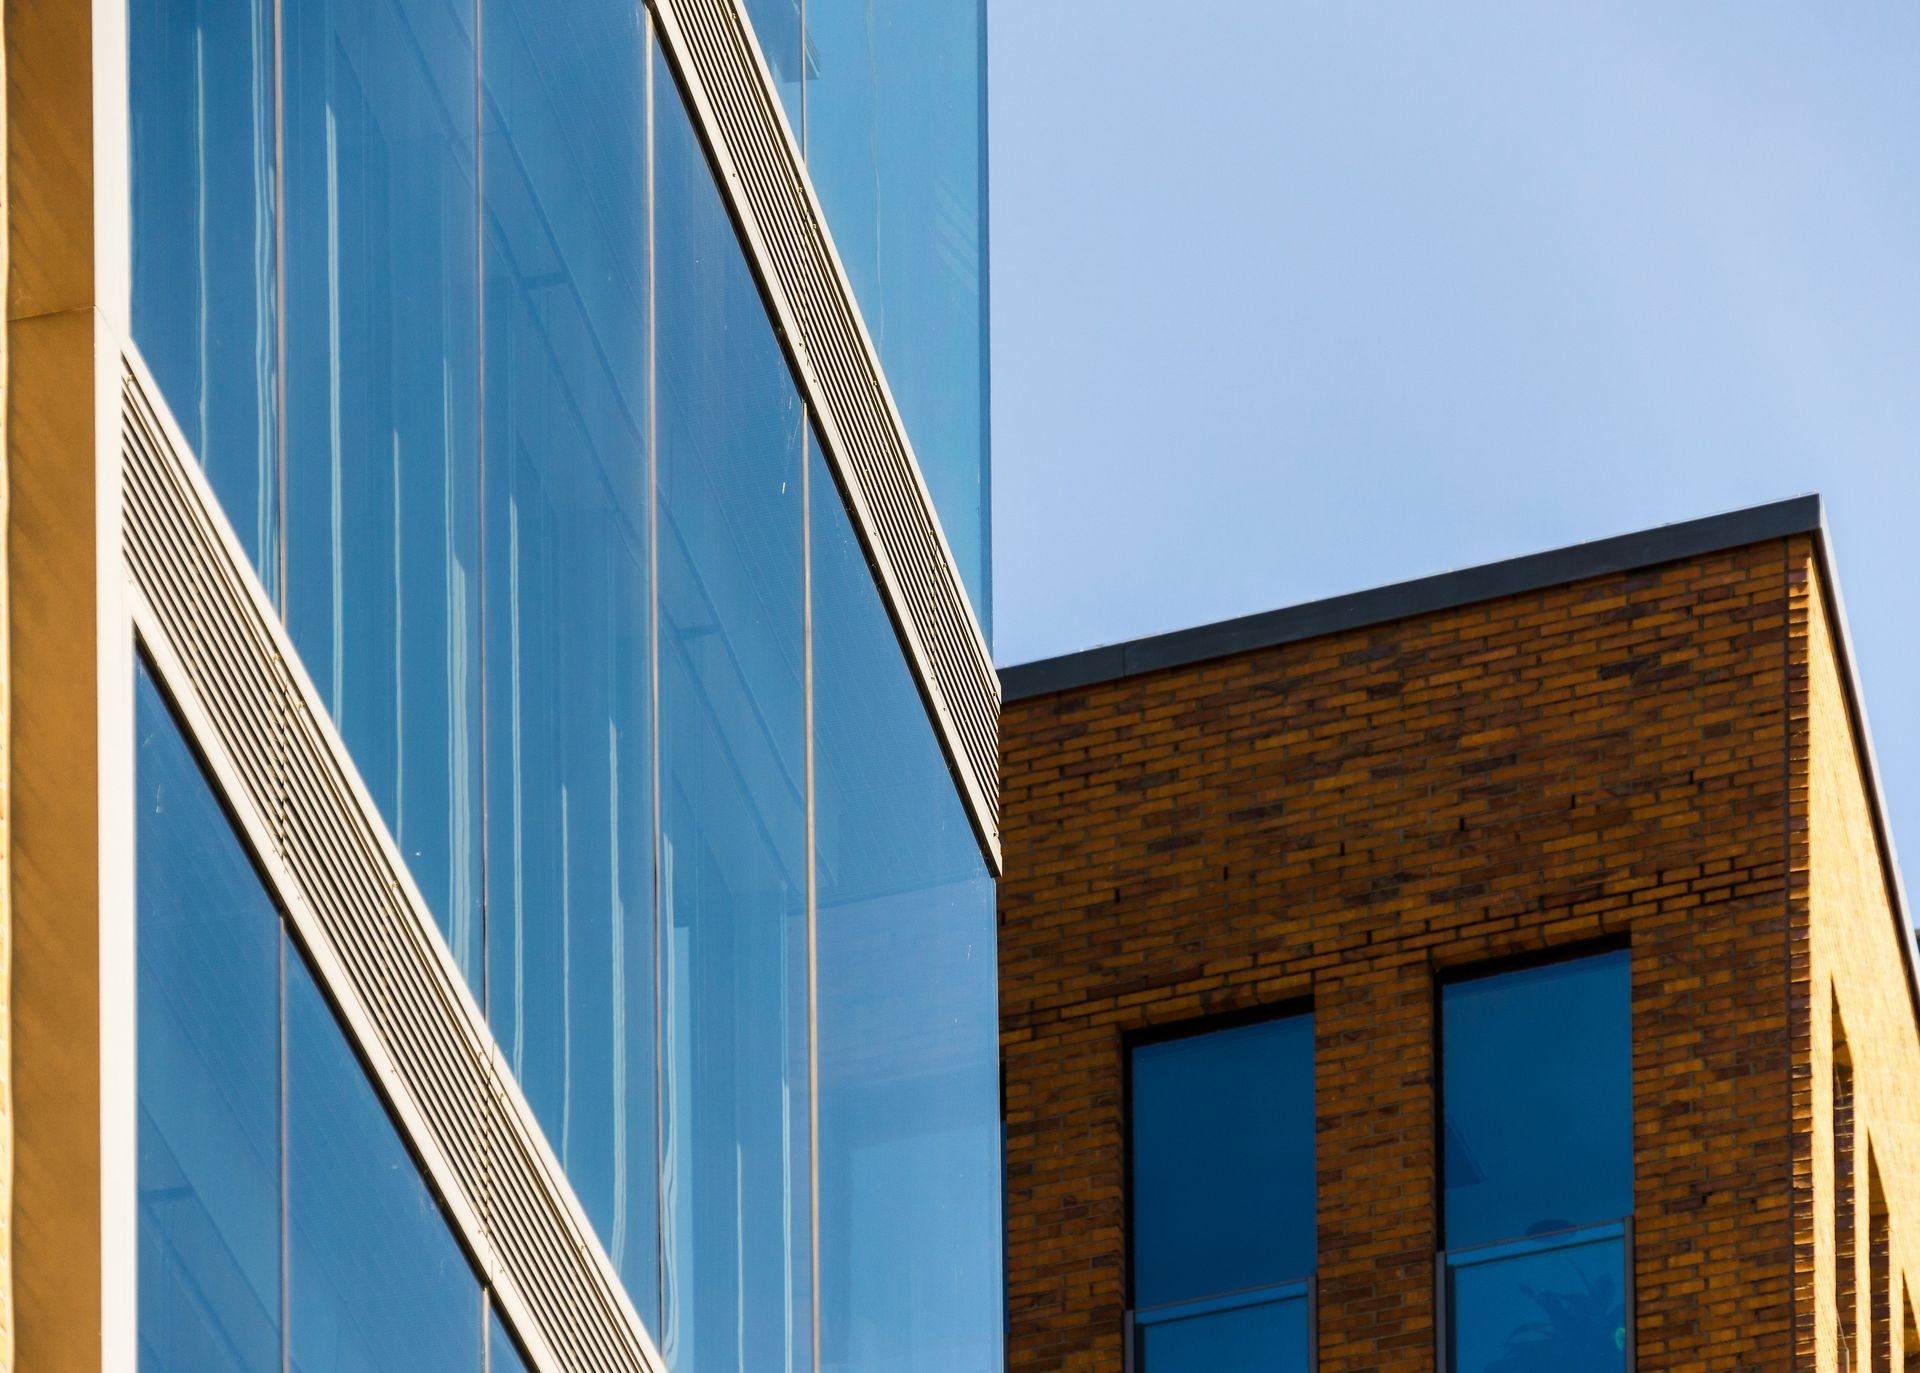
top-left (130, 0), bottom-right (280, 594)
top-left (480, 0), bottom-right (657, 1319)
top-left (1130, 1014), bottom-right (1315, 1309)
top-left (282, 0), bottom-right (484, 980)
top-left (655, 47), bottom-right (811, 1372)
top-left (812, 441), bottom-right (1002, 1372)
top-left (1136, 1289), bottom-right (1310, 1373)
top-left (1446, 1227), bottom-right (1628, 1373)
top-left (136, 662), bottom-right (283, 1372)
top-left (1441, 952), bottom-right (1632, 1251)
top-left (286, 947), bottom-right (482, 1371)
top-left (803, 0), bottom-right (990, 625)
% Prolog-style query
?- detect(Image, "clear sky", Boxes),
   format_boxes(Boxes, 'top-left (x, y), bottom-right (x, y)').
top-left (989, 3), bottom-right (1920, 878)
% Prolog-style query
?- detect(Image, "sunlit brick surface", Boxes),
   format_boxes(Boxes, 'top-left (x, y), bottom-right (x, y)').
top-left (1000, 534), bottom-right (1917, 1372)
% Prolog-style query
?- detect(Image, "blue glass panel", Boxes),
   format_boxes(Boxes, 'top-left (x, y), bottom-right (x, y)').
top-left (655, 49), bottom-right (811, 1372)
top-left (282, 0), bottom-right (484, 981)
top-left (129, 0), bottom-right (279, 595)
top-left (1129, 1015), bottom-right (1315, 1309)
top-left (480, 0), bottom-right (657, 1318)
top-left (1137, 1292), bottom-right (1310, 1373)
top-left (286, 944), bottom-right (482, 1371)
top-left (1446, 1228), bottom-right (1628, 1373)
top-left (136, 662), bottom-right (282, 1372)
top-left (489, 1308), bottom-right (533, 1373)
top-left (803, 0), bottom-right (990, 627)
top-left (812, 440), bottom-right (1002, 1372)
top-left (1441, 952), bottom-right (1632, 1250)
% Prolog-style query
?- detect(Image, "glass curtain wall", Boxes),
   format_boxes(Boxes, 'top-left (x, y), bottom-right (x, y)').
top-left (733, 0), bottom-right (992, 631)
top-left (136, 659), bottom-right (518, 1369)
top-left (1126, 1014), bottom-right (1315, 1373)
top-left (811, 441), bottom-right (1001, 1373)
top-left (129, 2), bottom-right (1001, 1367)
top-left (1440, 951), bottom-right (1633, 1373)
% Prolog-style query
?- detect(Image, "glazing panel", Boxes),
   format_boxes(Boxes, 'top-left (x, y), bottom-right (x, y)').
top-left (480, 0), bottom-right (657, 1319)
top-left (1441, 952), bottom-right (1631, 1250)
top-left (655, 48), bottom-right (811, 1371)
top-left (804, 0), bottom-right (990, 627)
top-left (286, 944), bottom-right (483, 1371)
top-left (1137, 1295), bottom-right (1310, 1373)
top-left (1129, 1015), bottom-right (1315, 1309)
top-left (1446, 1229), bottom-right (1628, 1373)
top-left (812, 440), bottom-right (1002, 1373)
top-left (489, 1308), bottom-right (533, 1373)
top-left (130, 0), bottom-right (280, 595)
top-left (281, 0), bottom-right (484, 981)
top-left (136, 662), bottom-right (282, 1372)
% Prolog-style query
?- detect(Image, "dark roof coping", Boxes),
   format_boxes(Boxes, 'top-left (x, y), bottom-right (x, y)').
top-left (1000, 494), bottom-right (1824, 702)
top-left (999, 491), bottom-right (1920, 1050)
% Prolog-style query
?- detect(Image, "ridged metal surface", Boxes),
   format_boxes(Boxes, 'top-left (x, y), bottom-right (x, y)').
top-left (121, 354), bottom-right (662, 1373)
top-left (653, 0), bottom-right (1002, 866)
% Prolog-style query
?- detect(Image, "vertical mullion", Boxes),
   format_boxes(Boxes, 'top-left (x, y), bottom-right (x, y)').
top-left (645, 13), bottom-right (667, 1337)
top-left (278, 929), bottom-right (291, 1373)
top-left (803, 418), bottom-right (820, 1373)
top-left (273, 0), bottom-right (289, 618)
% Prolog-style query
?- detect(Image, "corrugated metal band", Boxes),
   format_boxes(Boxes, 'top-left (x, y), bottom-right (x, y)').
top-left (651, 0), bottom-right (1002, 868)
top-left (121, 352), bottom-right (664, 1373)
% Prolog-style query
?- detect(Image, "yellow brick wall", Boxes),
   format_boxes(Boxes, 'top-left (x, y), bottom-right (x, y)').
top-left (1803, 548), bottom-right (1920, 1372)
top-left (1002, 541), bottom-right (1803, 1370)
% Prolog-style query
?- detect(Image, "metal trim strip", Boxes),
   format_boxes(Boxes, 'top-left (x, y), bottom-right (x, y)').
top-left (647, 0), bottom-right (1002, 868)
top-left (121, 347), bottom-right (666, 1373)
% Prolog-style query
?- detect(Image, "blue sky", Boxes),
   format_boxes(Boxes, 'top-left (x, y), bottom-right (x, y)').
top-left (989, 3), bottom-right (1920, 875)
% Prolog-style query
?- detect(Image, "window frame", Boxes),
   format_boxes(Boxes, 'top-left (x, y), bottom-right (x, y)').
top-left (1433, 942), bottom-right (1635, 1373)
top-left (1121, 1001), bottom-right (1317, 1372)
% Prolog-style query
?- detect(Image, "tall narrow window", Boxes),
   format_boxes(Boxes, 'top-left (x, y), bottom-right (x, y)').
top-left (1440, 949), bottom-right (1632, 1372)
top-left (1901, 1281), bottom-right (1919, 1372)
top-left (1871, 1153), bottom-right (1891, 1372)
top-left (1838, 1007), bottom-right (1858, 1370)
top-left (1127, 1012), bottom-right (1314, 1372)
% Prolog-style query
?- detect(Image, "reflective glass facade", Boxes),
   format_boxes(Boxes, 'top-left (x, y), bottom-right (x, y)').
top-left (738, 0), bottom-right (992, 624)
top-left (1127, 1014), bottom-right (1314, 1373)
top-left (1441, 951), bottom-right (1632, 1372)
top-left (136, 660), bottom-right (508, 1367)
top-left (129, 0), bottom-right (999, 1365)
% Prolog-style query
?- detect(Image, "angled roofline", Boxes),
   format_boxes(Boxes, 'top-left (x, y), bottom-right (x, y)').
top-left (1000, 493), bottom-right (1919, 1036)
top-left (1000, 495), bottom-right (1824, 701)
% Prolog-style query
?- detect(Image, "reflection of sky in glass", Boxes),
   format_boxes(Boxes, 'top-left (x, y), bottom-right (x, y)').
top-left (136, 662), bottom-right (283, 1372)
top-left (1448, 1228), bottom-right (1627, 1373)
top-left (1138, 1290), bottom-right (1309, 1373)
top-left (813, 439), bottom-right (1002, 1372)
top-left (1130, 1015), bottom-right (1315, 1308)
top-left (1442, 952), bottom-right (1631, 1250)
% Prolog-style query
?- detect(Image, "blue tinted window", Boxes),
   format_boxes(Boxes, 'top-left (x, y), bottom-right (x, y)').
top-left (1445, 1224), bottom-right (1628, 1373)
top-left (1136, 1289), bottom-right (1311, 1373)
top-left (655, 48), bottom-right (811, 1371)
top-left (480, 0), bottom-right (657, 1318)
top-left (136, 663), bottom-right (283, 1372)
top-left (281, 0), bottom-right (484, 981)
top-left (129, 0), bottom-right (279, 594)
top-left (489, 1308), bottom-right (533, 1373)
top-left (286, 946), bottom-right (482, 1371)
top-left (1441, 952), bottom-right (1632, 1251)
top-left (804, 0), bottom-right (990, 627)
top-left (812, 439), bottom-right (1002, 1371)
top-left (1129, 1015), bottom-right (1315, 1310)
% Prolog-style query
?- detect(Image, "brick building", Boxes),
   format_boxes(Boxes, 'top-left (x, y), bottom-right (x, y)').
top-left (997, 496), bottom-right (1920, 1372)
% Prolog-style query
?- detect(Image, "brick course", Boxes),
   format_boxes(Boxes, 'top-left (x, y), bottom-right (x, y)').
top-left (1001, 534), bottom-right (1913, 1372)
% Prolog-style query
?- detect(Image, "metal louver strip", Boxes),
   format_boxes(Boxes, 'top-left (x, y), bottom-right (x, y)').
top-left (121, 351), bottom-right (663, 1373)
top-left (651, 0), bottom-right (1003, 867)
